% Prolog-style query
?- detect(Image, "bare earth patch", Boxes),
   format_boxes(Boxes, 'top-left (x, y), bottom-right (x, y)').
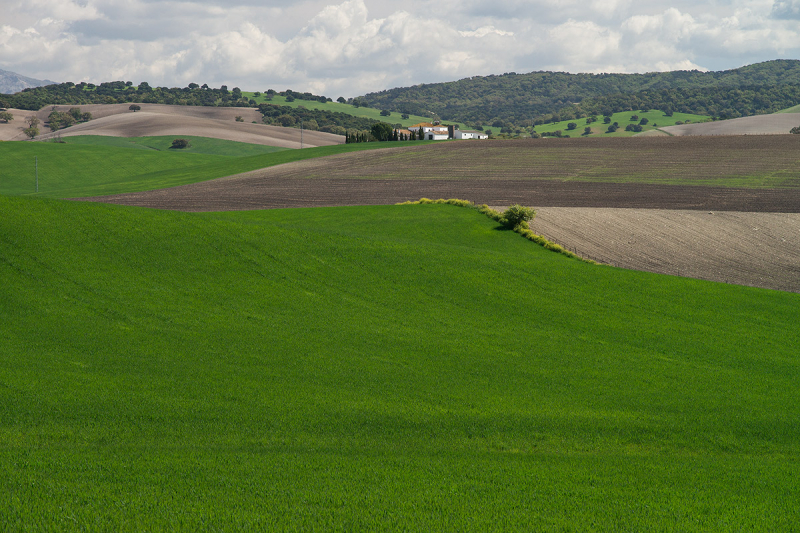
top-left (2, 103), bottom-right (344, 148)
top-left (530, 208), bottom-right (800, 293)
top-left (0, 108), bottom-right (40, 141)
top-left (662, 113), bottom-right (800, 136)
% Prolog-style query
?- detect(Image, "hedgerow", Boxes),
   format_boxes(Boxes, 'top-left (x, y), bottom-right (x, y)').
top-left (398, 198), bottom-right (596, 263)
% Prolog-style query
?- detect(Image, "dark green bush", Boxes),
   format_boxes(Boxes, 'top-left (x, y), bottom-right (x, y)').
top-left (501, 204), bottom-right (536, 229)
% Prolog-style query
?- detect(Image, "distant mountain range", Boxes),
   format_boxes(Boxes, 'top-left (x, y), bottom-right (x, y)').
top-left (0, 68), bottom-right (56, 95)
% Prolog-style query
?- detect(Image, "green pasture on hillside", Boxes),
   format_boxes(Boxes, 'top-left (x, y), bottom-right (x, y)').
top-left (777, 103), bottom-right (800, 113)
top-left (245, 92), bottom-right (465, 129)
top-left (531, 110), bottom-right (710, 138)
top-left (1, 196), bottom-right (799, 530)
top-left (62, 135), bottom-right (288, 157)
top-left (0, 140), bottom-right (425, 198)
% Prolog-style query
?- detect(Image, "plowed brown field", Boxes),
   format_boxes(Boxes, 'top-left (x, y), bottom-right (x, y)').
top-left (531, 208), bottom-right (800, 293)
top-left (168, 136), bottom-right (800, 188)
top-left (76, 136), bottom-right (800, 292)
top-left (661, 112), bottom-right (800, 136)
top-left (79, 136), bottom-right (800, 212)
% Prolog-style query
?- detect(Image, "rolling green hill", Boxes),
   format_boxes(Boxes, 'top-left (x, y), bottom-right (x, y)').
top-left (247, 93), bottom-right (459, 129)
top-left (513, 109), bottom-right (708, 138)
top-left (62, 135), bottom-right (289, 157)
top-left (2, 196), bottom-right (799, 530)
top-left (0, 139), bottom-right (417, 198)
top-left (361, 59), bottom-right (800, 127)
top-left (8, 60), bottom-right (800, 136)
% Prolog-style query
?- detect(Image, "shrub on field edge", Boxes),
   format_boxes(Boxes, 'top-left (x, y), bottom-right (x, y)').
top-left (171, 139), bottom-right (190, 149)
top-left (501, 204), bottom-right (536, 229)
top-left (397, 198), bottom-right (595, 264)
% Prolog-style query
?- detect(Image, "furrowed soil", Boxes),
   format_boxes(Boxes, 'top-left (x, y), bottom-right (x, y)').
top-left (78, 136), bottom-right (800, 211)
top-left (531, 208), bottom-right (800, 293)
top-left (661, 112), bottom-right (800, 136)
top-left (76, 136), bottom-right (800, 292)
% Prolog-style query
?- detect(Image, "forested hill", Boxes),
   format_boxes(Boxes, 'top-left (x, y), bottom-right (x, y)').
top-left (360, 59), bottom-right (800, 127)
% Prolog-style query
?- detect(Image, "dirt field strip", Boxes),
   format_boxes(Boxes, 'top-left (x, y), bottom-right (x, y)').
top-left (530, 208), bottom-right (800, 293)
top-left (662, 113), bottom-right (800, 136)
top-left (85, 135), bottom-right (800, 189)
top-left (0, 107), bottom-right (39, 141)
top-left (73, 176), bottom-right (800, 213)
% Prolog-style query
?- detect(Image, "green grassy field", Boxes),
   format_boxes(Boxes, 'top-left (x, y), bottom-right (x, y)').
top-left (246, 93), bottom-right (702, 136)
top-left (62, 135), bottom-right (289, 157)
top-left (2, 196), bottom-right (799, 530)
top-left (0, 139), bottom-right (427, 198)
top-left (777, 103), bottom-right (800, 113)
top-left (531, 110), bottom-right (710, 138)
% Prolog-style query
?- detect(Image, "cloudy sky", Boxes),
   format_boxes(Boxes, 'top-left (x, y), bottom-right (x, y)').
top-left (2, 0), bottom-right (800, 97)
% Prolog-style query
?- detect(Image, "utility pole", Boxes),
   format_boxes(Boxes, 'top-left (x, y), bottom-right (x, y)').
top-left (300, 119), bottom-right (304, 149)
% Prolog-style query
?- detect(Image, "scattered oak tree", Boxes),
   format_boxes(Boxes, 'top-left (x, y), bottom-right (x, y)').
top-left (0, 111), bottom-right (13, 123)
top-left (129, 104), bottom-right (141, 112)
top-left (48, 111), bottom-right (75, 131)
top-left (501, 205), bottom-right (536, 229)
top-left (371, 122), bottom-right (393, 141)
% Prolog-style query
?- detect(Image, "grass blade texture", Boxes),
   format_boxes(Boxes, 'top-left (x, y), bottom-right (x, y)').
top-left (1, 197), bottom-right (799, 531)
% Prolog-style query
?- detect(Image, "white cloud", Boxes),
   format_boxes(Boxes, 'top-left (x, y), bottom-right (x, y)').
top-left (622, 8), bottom-right (700, 40)
top-left (25, 0), bottom-right (102, 22)
top-left (543, 20), bottom-right (622, 70)
top-left (459, 26), bottom-right (514, 38)
top-left (0, 0), bottom-right (799, 96)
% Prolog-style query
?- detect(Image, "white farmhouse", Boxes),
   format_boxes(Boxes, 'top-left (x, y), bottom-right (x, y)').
top-left (425, 131), bottom-right (450, 140)
top-left (408, 122), bottom-right (488, 141)
top-left (454, 130), bottom-right (488, 140)
top-left (410, 122), bottom-right (448, 135)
